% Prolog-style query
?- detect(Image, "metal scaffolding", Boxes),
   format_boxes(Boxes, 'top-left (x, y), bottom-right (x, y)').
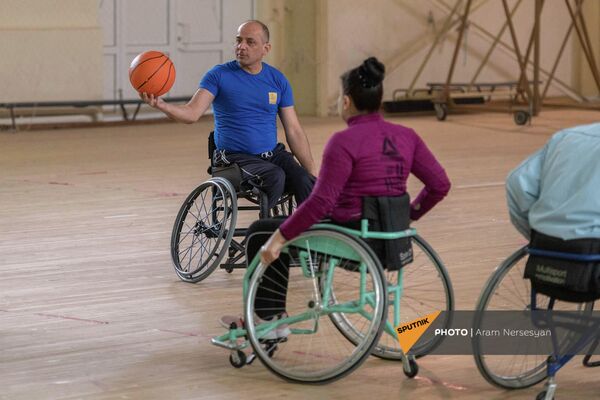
top-left (386, 0), bottom-right (600, 125)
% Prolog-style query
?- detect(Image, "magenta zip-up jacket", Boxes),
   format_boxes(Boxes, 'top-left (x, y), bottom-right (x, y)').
top-left (279, 112), bottom-right (451, 240)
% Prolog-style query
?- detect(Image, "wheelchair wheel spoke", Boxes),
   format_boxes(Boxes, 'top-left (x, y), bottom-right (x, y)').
top-left (245, 229), bottom-right (386, 383)
top-left (170, 180), bottom-right (237, 282)
top-left (472, 246), bottom-right (568, 389)
top-left (351, 235), bottom-right (453, 360)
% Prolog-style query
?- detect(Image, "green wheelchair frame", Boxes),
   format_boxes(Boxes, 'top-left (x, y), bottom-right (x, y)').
top-left (211, 220), bottom-right (453, 384)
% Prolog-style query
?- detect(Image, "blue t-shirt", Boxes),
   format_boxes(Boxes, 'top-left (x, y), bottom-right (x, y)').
top-left (200, 61), bottom-right (294, 154)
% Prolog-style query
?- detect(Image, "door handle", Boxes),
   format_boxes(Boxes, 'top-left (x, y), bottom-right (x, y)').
top-left (177, 22), bottom-right (188, 43)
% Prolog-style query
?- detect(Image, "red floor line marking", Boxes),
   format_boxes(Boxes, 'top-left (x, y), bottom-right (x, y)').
top-left (35, 313), bottom-right (109, 325)
top-left (48, 181), bottom-right (73, 186)
top-left (17, 178), bottom-right (183, 198)
top-left (157, 329), bottom-right (207, 337)
top-left (414, 375), bottom-right (469, 391)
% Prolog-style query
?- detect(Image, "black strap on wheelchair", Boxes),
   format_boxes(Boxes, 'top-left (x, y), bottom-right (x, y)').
top-left (361, 194), bottom-right (412, 270)
top-left (206, 131), bottom-right (217, 175)
top-left (525, 231), bottom-right (600, 303)
top-left (208, 131), bottom-right (216, 161)
top-left (206, 130), bottom-right (240, 189)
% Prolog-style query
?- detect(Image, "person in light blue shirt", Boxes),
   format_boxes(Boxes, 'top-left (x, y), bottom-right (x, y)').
top-left (142, 20), bottom-right (316, 208)
top-left (506, 122), bottom-right (600, 240)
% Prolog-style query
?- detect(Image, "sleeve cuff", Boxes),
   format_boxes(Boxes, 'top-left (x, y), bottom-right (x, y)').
top-left (279, 224), bottom-right (292, 241)
top-left (199, 84), bottom-right (217, 97)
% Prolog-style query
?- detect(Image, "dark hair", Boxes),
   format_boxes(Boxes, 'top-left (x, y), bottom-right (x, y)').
top-left (244, 20), bottom-right (270, 43)
top-left (340, 57), bottom-right (385, 112)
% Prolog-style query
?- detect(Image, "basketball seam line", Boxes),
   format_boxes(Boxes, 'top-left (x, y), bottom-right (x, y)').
top-left (130, 54), bottom-right (165, 77)
top-left (156, 63), bottom-right (174, 95)
top-left (136, 58), bottom-right (171, 91)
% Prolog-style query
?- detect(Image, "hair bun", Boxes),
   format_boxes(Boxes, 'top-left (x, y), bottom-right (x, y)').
top-left (358, 57), bottom-right (385, 88)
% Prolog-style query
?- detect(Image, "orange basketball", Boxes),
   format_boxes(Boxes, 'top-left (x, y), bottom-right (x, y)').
top-left (129, 51), bottom-right (176, 97)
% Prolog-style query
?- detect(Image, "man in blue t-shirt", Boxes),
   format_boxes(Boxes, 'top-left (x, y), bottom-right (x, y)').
top-left (142, 20), bottom-right (316, 208)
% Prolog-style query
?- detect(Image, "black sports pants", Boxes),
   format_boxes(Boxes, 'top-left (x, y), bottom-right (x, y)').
top-left (214, 143), bottom-right (314, 208)
top-left (246, 217), bottom-right (288, 320)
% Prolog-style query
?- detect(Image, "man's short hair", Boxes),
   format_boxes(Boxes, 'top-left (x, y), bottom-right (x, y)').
top-left (244, 20), bottom-right (270, 43)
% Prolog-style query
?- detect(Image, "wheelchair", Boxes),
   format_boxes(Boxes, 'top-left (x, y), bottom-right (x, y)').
top-left (171, 132), bottom-right (295, 283)
top-left (473, 240), bottom-right (600, 400)
top-left (210, 210), bottom-right (454, 384)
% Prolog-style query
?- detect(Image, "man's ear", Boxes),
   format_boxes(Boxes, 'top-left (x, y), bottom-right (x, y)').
top-left (263, 42), bottom-right (272, 55)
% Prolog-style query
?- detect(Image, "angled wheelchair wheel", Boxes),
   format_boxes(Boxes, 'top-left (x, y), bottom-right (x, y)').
top-left (170, 179), bottom-right (237, 283)
top-left (474, 246), bottom-right (595, 389)
top-left (245, 229), bottom-right (387, 384)
top-left (473, 246), bottom-right (548, 389)
top-left (329, 234), bottom-right (454, 360)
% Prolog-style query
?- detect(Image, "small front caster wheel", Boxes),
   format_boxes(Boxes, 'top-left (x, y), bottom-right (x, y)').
top-left (536, 391), bottom-right (554, 400)
top-left (229, 350), bottom-right (246, 368)
top-left (403, 358), bottom-right (419, 378)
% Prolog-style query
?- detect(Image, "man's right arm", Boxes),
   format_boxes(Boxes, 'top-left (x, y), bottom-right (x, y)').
top-left (141, 88), bottom-right (215, 124)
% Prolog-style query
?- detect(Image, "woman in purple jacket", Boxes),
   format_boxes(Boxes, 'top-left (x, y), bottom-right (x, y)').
top-left (222, 57), bottom-right (450, 334)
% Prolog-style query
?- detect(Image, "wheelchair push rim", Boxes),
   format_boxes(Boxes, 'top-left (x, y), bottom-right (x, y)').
top-left (329, 234), bottom-right (454, 360)
top-left (244, 229), bottom-right (388, 384)
top-left (170, 179), bottom-right (237, 283)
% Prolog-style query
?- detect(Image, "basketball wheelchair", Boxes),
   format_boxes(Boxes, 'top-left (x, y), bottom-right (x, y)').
top-left (170, 132), bottom-right (295, 283)
top-left (473, 233), bottom-right (600, 400)
top-left (210, 196), bottom-right (454, 384)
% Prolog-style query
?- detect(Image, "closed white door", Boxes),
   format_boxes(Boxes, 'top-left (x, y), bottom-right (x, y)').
top-left (99, 0), bottom-right (254, 102)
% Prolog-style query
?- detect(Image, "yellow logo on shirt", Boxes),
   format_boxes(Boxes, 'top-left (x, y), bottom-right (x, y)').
top-left (268, 92), bottom-right (278, 104)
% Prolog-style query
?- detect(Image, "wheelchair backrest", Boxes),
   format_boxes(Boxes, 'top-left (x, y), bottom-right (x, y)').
top-left (361, 194), bottom-right (412, 270)
top-left (361, 194), bottom-right (410, 228)
top-left (525, 230), bottom-right (600, 302)
top-left (208, 131), bottom-right (216, 164)
top-left (206, 130), bottom-right (245, 191)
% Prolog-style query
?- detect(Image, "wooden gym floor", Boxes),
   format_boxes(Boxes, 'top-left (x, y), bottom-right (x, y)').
top-left (1, 109), bottom-right (599, 399)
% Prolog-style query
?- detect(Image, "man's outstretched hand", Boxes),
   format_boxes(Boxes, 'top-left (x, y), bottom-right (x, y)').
top-left (140, 92), bottom-right (167, 111)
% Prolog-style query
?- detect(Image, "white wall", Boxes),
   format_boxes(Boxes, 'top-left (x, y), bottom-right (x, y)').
top-left (0, 0), bottom-right (103, 102)
top-left (0, 0), bottom-right (597, 113)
